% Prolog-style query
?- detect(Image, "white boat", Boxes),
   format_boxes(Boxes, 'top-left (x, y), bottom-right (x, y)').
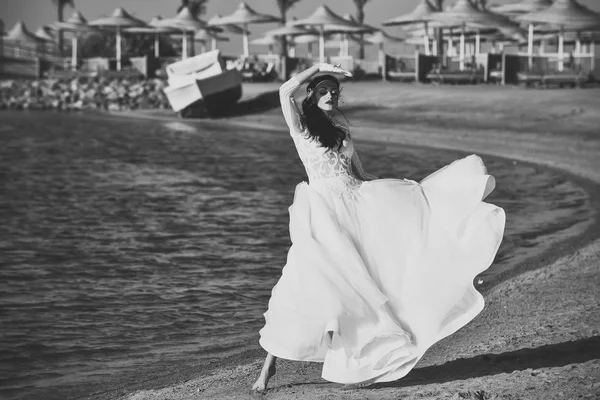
top-left (163, 50), bottom-right (243, 118)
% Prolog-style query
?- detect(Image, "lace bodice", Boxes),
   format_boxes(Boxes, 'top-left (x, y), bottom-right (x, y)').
top-left (280, 77), bottom-right (377, 199)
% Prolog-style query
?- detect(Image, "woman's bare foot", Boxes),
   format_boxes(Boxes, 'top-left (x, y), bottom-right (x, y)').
top-left (252, 353), bottom-right (277, 393)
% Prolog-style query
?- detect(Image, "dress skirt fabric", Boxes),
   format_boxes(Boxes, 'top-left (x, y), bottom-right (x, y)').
top-left (259, 154), bottom-right (506, 384)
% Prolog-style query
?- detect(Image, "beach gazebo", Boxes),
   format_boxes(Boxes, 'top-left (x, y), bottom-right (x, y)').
top-left (382, 0), bottom-right (441, 56)
top-left (208, 2), bottom-right (280, 58)
top-left (516, 0), bottom-right (600, 71)
top-left (89, 7), bottom-right (146, 71)
top-left (124, 16), bottom-right (178, 58)
top-left (291, 5), bottom-right (366, 63)
top-left (52, 10), bottom-right (94, 70)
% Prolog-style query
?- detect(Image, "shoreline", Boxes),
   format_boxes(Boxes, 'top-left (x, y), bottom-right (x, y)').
top-left (86, 85), bottom-right (600, 399)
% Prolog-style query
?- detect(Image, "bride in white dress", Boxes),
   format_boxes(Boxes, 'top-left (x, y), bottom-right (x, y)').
top-left (252, 63), bottom-right (506, 392)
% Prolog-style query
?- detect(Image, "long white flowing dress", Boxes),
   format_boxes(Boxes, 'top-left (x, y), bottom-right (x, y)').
top-left (258, 76), bottom-right (506, 384)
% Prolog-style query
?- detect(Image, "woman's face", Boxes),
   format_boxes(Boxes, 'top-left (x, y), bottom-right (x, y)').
top-left (314, 81), bottom-right (339, 112)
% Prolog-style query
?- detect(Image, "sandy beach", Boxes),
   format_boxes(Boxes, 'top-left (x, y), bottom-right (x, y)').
top-left (94, 82), bottom-right (600, 399)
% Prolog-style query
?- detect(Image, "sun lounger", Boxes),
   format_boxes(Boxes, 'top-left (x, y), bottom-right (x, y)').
top-left (427, 69), bottom-right (485, 84)
top-left (387, 70), bottom-right (417, 82)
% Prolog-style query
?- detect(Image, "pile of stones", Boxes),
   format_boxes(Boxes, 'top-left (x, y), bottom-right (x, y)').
top-left (0, 77), bottom-right (171, 111)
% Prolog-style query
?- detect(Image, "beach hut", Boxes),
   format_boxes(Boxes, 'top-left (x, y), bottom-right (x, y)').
top-left (89, 7), bottom-right (146, 71)
top-left (291, 5), bottom-right (366, 63)
top-left (208, 2), bottom-right (280, 58)
top-left (51, 10), bottom-right (95, 70)
top-left (516, 0), bottom-right (600, 71)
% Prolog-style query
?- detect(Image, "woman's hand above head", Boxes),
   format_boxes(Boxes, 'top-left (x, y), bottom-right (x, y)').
top-left (318, 63), bottom-right (353, 77)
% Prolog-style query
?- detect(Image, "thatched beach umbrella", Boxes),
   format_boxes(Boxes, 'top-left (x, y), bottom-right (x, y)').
top-left (251, 35), bottom-right (279, 55)
top-left (291, 5), bottom-right (366, 63)
top-left (206, 14), bottom-right (248, 52)
top-left (382, 0), bottom-right (441, 55)
top-left (35, 26), bottom-right (55, 42)
top-left (208, 2), bottom-right (280, 58)
top-left (6, 21), bottom-right (43, 47)
top-left (89, 7), bottom-right (146, 71)
top-left (52, 10), bottom-right (95, 70)
top-left (339, 14), bottom-right (378, 58)
top-left (489, 0), bottom-right (552, 16)
top-left (291, 33), bottom-right (321, 58)
top-left (195, 29), bottom-right (229, 52)
top-left (154, 8), bottom-right (211, 59)
top-left (516, 0), bottom-right (600, 70)
top-left (35, 26), bottom-right (56, 54)
top-left (429, 0), bottom-right (516, 67)
top-left (124, 16), bottom-right (178, 58)
top-left (363, 30), bottom-right (405, 80)
top-left (264, 22), bottom-right (317, 57)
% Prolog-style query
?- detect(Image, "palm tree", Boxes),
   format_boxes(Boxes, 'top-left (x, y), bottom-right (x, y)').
top-left (275, 0), bottom-right (303, 58)
top-left (51, 0), bottom-right (75, 54)
top-left (353, 0), bottom-right (370, 59)
top-left (178, 0), bottom-right (209, 18)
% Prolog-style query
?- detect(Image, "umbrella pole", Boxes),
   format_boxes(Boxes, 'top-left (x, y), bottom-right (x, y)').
top-left (344, 35), bottom-right (349, 58)
top-left (423, 22), bottom-right (430, 56)
top-left (190, 32), bottom-right (195, 57)
top-left (308, 42), bottom-right (313, 59)
top-left (459, 25), bottom-right (465, 71)
top-left (475, 31), bottom-right (480, 56)
top-left (379, 42), bottom-right (386, 82)
top-left (243, 23), bottom-right (249, 58)
top-left (116, 27), bottom-right (122, 71)
top-left (319, 26), bottom-right (325, 63)
top-left (71, 35), bottom-right (77, 71)
top-left (182, 31), bottom-right (187, 60)
top-left (212, 37), bottom-right (217, 51)
top-left (154, 33), bottom-right (160, 58)
top-left (591, 40), bottom-right (595, 71)
top-left (558, 27), bottom-right (564, 72)
top-left (527, 24), bottom-right (534, 70)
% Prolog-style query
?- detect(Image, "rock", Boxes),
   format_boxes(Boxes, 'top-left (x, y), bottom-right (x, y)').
top-left (0, 76), bottom-right (171, 113)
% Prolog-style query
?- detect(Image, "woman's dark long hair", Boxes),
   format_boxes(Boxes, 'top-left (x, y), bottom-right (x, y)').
top-left (300, 77), bottom-right (348, 151)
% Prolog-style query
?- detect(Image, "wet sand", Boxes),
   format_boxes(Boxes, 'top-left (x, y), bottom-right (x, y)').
top-left (107, 82), bottom-right (600, 399)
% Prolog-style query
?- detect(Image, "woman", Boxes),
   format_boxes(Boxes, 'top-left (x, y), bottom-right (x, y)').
top-left (252, 63), bottom-right (505, 392)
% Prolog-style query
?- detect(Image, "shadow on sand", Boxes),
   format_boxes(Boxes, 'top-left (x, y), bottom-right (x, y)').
top-left (211, 90), bottom-right (281, 118)
top-left (369, 336), bottom-right (600, 389)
